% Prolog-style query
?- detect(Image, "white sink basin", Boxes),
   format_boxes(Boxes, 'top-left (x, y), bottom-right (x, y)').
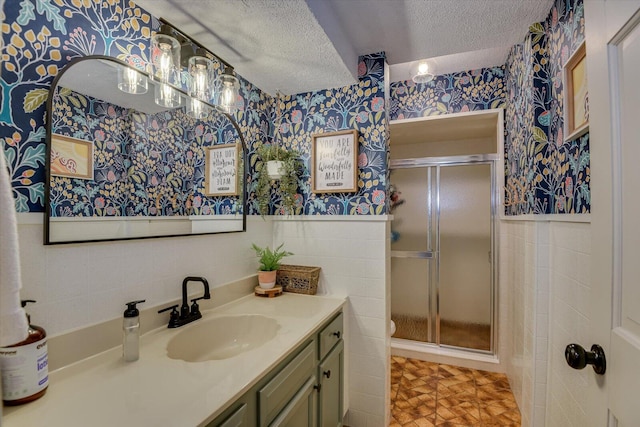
top-left (166, 315), bottom-right (280, 362)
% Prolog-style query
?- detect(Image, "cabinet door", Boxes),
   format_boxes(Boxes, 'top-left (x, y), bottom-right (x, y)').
top-left (214, 403), bottom-right (248, 427)
top-left (269, 377), bottom-right (317, 427)
top-left (318, 340), bottom-right (344, 427)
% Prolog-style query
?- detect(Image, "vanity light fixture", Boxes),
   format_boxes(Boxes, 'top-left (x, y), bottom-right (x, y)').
top-left (412, 60), bottom-right (435, 84)
top-left (155, 82), bottom-right (181, 108)
top-left (117, 66), bottom-right (147, 94)
top-left (149, 24), bottom-right (181, 86)
top-left (219, 66), bottom-right (240, 114)
top-left (187, 97), bottom-right (211, 120)
top-left (188, 48), bottom-right (214, 102)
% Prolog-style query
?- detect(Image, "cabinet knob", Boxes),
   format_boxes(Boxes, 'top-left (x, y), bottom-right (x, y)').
top-left (565, 343), bottom-right (606, 375)
top-left (332, 331), bottom-right (341, 339)
top-left (323, 370), bottom-right (331, 379)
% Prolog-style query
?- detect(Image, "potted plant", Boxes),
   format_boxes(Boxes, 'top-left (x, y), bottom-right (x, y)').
top-left (255, 144), bottom-right (301, 216)
top-left (252, 242), bottom-right (293, 289)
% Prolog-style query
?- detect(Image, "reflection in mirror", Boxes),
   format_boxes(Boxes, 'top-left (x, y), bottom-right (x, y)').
top-left (45, 56), bottom-right (247, 244)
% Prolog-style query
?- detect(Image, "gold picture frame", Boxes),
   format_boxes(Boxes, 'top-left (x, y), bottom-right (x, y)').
top-left (205, 143), bottom-right (239, 196)
top-left (50, 134), bottom-right (94, 180)
top-left (311, 129), bottom-right (359, 194)
top-left (564, 41), bottom-right (589, 141)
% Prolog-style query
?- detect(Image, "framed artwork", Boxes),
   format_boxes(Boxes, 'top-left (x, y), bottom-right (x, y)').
top-left (205, 143), bottom-right (239, 196)
top-left (311, 129), bottom-right (358, 193)
top-left (50, 134), bottom-right (94, 180)
top-left (564, 41), bottom-right (589, 140)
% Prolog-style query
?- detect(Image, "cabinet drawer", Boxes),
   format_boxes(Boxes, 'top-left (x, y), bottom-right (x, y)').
top-left (259, 340), bottom-right (316, 427)
top-left (318, 312), bottom-right (343, 360)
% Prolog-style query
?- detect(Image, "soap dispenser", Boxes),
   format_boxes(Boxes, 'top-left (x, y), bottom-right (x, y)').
top-left (123, 300), bottom-right (145, 362)
top-left (0, 300), bottom-right (48, 405)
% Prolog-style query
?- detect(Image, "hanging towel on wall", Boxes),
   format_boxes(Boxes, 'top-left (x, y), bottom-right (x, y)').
top-left (0, 150), bottom-right (28, 347)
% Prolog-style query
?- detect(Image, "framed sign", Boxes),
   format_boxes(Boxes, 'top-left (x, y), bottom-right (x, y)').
top-left (50, 134), bottom-right (94, 180)
top-left (205, 143), bottom-right (239, 196)
top-left (312, 129), bottom-right (358, 193)
top-left (563, 41), bottom-right (589, 140)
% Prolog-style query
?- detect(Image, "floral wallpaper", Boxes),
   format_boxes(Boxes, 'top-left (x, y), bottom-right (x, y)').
top-left (248, 52), bottom-right (389, 216)
top-left (504, 0), bottom-right (589, 215)
top-left (389, 66), bottom-right (506, 120)
top-left (1, 0), bottom-right (270, 214)
top-left (2, 0), bottom-right (388, 217)
top-left (49, 86), bottom-right (242, 217)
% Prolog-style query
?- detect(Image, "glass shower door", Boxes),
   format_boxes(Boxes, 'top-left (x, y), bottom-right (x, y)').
top-left (390, 167), bottom-right (436, 344)
top-left (390, 157), bottom-right (495, 353)
top-left (438, 164), bottom-right (493, 351)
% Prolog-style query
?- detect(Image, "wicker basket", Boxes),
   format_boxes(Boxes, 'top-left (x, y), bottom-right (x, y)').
top-left (276, 264), bottom-right (321, 295)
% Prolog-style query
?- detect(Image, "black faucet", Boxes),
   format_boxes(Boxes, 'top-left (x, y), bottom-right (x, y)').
top-left (158, 276), bottom-right (211, 328)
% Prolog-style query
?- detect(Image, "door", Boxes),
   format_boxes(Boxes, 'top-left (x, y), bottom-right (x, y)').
top-left (390, 157), bottom-right (495, 352)
top-left (438, 164), bottom-right (493, 351)
top-left (586, 0), bottom-right (640, 425)
top-left (390, 166), bottom-right (434, 343)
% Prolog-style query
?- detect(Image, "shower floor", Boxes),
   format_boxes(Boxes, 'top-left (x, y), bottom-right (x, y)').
top-left (392, 314), bottom-right (491, 351)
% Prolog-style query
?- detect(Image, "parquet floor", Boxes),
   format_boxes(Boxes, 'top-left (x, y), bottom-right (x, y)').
top-left (390, 356), bottom-right (521, 426)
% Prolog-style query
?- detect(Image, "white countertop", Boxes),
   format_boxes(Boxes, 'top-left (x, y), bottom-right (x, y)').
top-left (3, 293), bottom-right (345, 427)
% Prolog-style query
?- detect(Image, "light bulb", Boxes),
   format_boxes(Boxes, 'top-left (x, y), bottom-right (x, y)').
top-left (418, 62), bottom-right (429, 75)
top-left (149, 31), bottom-right (180, 85)
top-left (188, 55), bottom-right (214, 102)
top-left (154, 82), bottom-right (181, 108)
top-left (219, 68), bottom-right (239, 114)
top-left (187, 98), bottom-right (210, 119)
top-left (117, 66), bottom-right (147, 94)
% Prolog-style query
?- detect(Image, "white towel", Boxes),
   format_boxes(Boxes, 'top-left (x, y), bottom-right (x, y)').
top-left (0, 149), bottom-right (29, 347)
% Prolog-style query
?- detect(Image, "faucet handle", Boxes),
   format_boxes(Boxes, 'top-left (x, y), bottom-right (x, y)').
top-left (190, 297), bottom-right (206, 318)
top-left (158, 304), bottom-right (180, 328)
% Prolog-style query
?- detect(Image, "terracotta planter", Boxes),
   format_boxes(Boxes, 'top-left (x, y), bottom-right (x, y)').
top-left (258, 270), bottom-right (277, 289)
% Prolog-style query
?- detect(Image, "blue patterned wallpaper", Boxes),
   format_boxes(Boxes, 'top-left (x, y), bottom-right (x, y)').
top-left (504, 0), bottom-right (589, 215)
top-left (390, 66), bottom-right (506, 120)
top-left (49, 86), bottom-right (240, 217)
top-left (250, 52), bottom-right (389, 215)
top-left (3, 0), bottom-right (587, 218)
top-left (2, 0), bottom-right (388, 216)
top-left (1, 0), bottom-right (271, 214)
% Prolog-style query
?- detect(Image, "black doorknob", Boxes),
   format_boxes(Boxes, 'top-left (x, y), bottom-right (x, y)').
top-left (565, 343), bottom-right (606, 375)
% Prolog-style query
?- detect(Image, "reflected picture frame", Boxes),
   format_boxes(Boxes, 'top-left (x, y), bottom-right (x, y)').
top-left (50, 134), bottom-right (94, 180)
top-left (205, 143), bottom-right (239, 196)
top-left (563, 41), bottom-right (589, 141)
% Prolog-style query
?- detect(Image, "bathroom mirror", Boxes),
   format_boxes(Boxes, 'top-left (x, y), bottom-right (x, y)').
top-left (44, 56), bottom-right (247, 244)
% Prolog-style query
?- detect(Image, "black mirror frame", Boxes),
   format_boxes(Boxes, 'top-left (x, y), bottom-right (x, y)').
top-left (44, 55), bottom-right (248, 245)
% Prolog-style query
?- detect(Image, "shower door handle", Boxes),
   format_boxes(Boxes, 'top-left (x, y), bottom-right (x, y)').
top-left (390, 251), bottom-right (434, 259)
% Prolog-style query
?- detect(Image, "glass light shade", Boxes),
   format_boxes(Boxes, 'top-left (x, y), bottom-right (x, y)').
top-left (154, 82), bottom-right (181, 108)
top-left (149, 32), bottom-right (180, 85)
top-left (188, 55), bottom-right (214, 102)
top-left (117, 66), bottom-right (148, 94)
top-left (412, 60), bottom-right (435, 84)
top-left (187, 98), bottom-right (211, 119)
top-left (219, 69), bottom-right (240, 114)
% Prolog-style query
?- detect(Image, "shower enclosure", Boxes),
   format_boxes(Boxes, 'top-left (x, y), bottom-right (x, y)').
top-left (390, 154), bottom-right (497, 353)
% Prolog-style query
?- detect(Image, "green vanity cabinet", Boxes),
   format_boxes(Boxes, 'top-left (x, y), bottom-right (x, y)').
top-left (317, 340), bottom-right (344, 427)
top-left (317, 312), bottom-right (344, 427)
top-left (207, 310), bottom-right (344, 427)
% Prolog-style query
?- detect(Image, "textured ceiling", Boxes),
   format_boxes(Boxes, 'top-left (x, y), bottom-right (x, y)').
top-left (135, 0), bottom-right (553, 96)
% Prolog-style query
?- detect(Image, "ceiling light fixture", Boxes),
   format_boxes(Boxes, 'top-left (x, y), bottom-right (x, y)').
top-left (412, 60), bottom-right (435, 84)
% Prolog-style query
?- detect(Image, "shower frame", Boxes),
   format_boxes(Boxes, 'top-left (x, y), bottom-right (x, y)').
top-left (390, 153), bottom-right (499, 355)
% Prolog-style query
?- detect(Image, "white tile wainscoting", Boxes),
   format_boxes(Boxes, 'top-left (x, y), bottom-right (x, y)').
top-left (501, 216), bottom-right (591, 427)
